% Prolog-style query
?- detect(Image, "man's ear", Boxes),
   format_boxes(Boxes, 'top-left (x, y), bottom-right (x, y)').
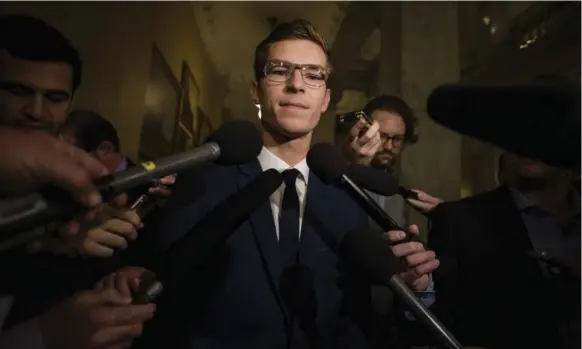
top-left (321, 88), bottom-right (331, 114)
top-left (250, 81), bottom-right (260, 105)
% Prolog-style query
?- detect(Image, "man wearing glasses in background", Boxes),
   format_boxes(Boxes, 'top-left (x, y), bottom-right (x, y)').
top-left (343, 95), bottom-right (442, 226)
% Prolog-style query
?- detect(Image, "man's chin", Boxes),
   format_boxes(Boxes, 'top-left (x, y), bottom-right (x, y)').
top-left (261, 118), bottom-right (312, 141)
top-left (371, 157), bottom-right (394, 170)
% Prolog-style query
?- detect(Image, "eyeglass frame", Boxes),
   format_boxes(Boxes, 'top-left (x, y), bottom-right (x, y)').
top-left (262, 60), bottom-right (331, 88)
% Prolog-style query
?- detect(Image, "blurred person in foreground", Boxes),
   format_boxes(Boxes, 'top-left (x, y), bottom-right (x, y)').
top-left (0, 14), bottom-right (154, 349)
top-left (428, 152), bottom-right (580, 349)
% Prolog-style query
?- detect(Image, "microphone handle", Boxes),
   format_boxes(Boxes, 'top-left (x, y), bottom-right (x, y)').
top-left (129, 193), bottom-right (169, 304)
top-left (95, 143), bottom-right (218, 197)
top-left (388, 275), bottom-right (463, 349)
top-left (340, 174), bottom-right (421, 243)
top-left (397, 186), bottom-right (419, 200)
top-left (0, 143), bottom-right (220, 248)
top-left (340, 174), bottom-right (463, 349)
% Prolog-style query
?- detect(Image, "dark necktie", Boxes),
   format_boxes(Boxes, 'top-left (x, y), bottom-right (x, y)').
top-left (279, 169), bottom-right (301, 268)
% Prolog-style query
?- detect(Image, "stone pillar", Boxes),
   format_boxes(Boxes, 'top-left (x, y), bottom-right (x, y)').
top-left (399, 2), bottom-right (463, 236)
top-left (377, 1), bottom-right (404, 177)
top-left (377, 2), bottom-right (402, 97)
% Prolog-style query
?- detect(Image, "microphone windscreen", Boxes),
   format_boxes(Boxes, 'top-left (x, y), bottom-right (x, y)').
top-left (306, 142), bottom-right (349, 184)
top-left (340, 227), bottom-right (402, 284)
top-left (345, 164), bottom-right (400, 196)
top-left (427, 83), bottom-right (581, 171)
top-left (164, 168), bottom-right (283, 271)
top-left (205, 120), bottom-right (263, 165)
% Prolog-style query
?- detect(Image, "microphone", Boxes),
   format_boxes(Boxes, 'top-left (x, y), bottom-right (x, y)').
top-left (148, 169), bottom-right (284, 299)
top-left (0, 120), bottom-right (263, 250)
top-left (306, 143), bottom-right (419, 242)
top-left (426, 82), bottom-right (581, 171)
top-left (340, 227), bottom-right (463, 349)
top-left (132, 169), bottom-right (284, 348)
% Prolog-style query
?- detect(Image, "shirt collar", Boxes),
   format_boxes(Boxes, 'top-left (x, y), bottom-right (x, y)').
top-left (116, 157), bottom-right (128, 173)
top-left (509, 184), bottom-right (582, 214)
top-left (257, 147), bottom-right (309, 183)
top-left (508, 185), bottom-right (534, 211)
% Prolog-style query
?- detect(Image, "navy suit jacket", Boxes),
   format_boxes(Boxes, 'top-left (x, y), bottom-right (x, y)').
top-left (135, 159), bottom-right (377, 349)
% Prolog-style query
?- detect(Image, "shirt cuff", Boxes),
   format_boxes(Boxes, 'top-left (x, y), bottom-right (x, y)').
top-left (0, 317), bottom-right (45, 349)
top-left (404, 273), bottom-right (436, 321)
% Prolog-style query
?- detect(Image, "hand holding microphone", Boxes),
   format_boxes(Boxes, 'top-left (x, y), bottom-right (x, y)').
top-left (382, 224), bottom-right (439, 291)
top-left (403, 188), bottom-right (443, 214)
top-left (340, 227), bottom-right (462, 349)
top-left (25, 193), bottom-right (142, 257)
top-left (307, 143), bottom-right (440, 292)
top-left (0, 126), bottom-right (108, 205)
top-left (0, 120), bottom-right (263, 251)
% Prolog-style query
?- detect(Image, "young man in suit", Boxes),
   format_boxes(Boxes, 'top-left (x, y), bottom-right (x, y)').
top-left (428, 152), bottom-right (580, 349)
top-left (137, 19), bottom-right (439, 349)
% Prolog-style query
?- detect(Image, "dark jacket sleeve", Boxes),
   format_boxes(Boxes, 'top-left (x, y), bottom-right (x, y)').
top-left (427, 202), bottom-right (492, 348)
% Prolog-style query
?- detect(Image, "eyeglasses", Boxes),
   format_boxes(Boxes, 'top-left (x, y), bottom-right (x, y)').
top-left (263, 60), bottom-right (330, 88)
top-left (352, 110), bottom-right (405, 148)
top-left (380, 133), bottom-right (405, 148)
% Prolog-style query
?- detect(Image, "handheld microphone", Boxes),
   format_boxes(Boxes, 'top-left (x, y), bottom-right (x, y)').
top-left (398, 186), bottom-right (419, 200)
top-left (133, 169), bottom-right (283, 304)
top-left (340, 227), bottom-right (463, 349)
top-left (132, 169), bottom-right (284, 348)
top-left (128, 191), bottom-right (169, 304)
top-left (0, 120), bottom-right (263, 250)
top-left (426, 82), bottom-right (581, 171)
top-left (155, 168), bottom-right (284, 294)
top-left (306, 143), bottom-right (419, 243)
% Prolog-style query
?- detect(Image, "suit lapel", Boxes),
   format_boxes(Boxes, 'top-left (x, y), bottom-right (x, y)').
top-left (237, 161), bottom-right (284, 289)
top-left (483, 186), bottom-right (544, 280)
top-left (488, 186), bottom-right (532, 248)
top-left (300, 174), bottom-right (339, 254)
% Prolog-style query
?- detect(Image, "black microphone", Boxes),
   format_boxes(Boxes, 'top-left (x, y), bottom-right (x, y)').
top-left (133, 169), bottom-right (284, 304)
top-left (340, 227), bottom-right (463, 349)
top-left (306, 143), bottom-right (420, 242)
top-left (159, 168), bottom-right (283, 293)
top-left (0, 120), bottom-right (263, 250)
top-left (426, 82), bottom-right (581, 171)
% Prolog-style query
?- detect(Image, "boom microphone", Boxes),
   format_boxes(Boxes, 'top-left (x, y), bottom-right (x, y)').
top-left (133, 169), bottom-right (284, 304)
top-left (340, 227), bottom-right (463, 349)
top-left (133, 170), bottom-right (284, 348)
top-left (0, 120), bottom-right (263, 250)
top-left (160, 168), bottom-right (284, 290)
top-left (427, 83), bottom-right (581, 171)
top-left (306, 143), bottom-right (419, 242)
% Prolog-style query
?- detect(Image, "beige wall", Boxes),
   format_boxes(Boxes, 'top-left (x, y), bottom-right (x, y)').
top-left (0, 2), bottom-right (225, 160)
top-left (376, 2), bottom-right (463, 236)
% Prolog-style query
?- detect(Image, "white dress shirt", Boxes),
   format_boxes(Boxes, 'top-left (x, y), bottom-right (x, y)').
top-left (257, 147), bottom-right (309, 240)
